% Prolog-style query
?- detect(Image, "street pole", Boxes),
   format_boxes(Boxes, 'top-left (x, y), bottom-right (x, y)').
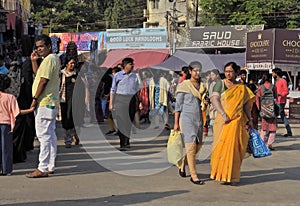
top-left (172, 1), bottom-right (177, 55)
top-left (195, 0), bottom-right (199, 26)
top-left (49, 19), bottom-right (52, 33)
top-left (166, 11), bottom-right (172, 54)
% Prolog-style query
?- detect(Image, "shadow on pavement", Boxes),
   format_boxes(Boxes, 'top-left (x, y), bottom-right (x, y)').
top-left (240, 166), bottom-right (300, 186)
top-left (12, 143), bottom-right (109, 177)
top-left (4, 190), bottom-right (189, 206)
top-left (274, 143), bottom-right (300, 151)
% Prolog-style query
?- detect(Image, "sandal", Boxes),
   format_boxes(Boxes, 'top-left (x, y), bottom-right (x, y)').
top-left (73, 135), bottom-right (80, 145)
top-left (164, 124), bottom-right (170, 130)
top-left (190, 178), bottom-right (204, 185)
top-left (179, 169), bottom-right (186, 178)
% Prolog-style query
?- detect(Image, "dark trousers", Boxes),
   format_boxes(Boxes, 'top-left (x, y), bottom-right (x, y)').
top-left (113, 94), bottom-right (136, 147)
top-left (0, 124), bottom-right (13, 174)
top-left (278, 103), bottom-right (292, 135)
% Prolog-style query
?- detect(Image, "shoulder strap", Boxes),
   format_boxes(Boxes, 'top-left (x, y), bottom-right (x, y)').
top-left (261, 84), bottom-right (273, 92)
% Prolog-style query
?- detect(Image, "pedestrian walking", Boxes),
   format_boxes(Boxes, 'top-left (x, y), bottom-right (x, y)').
top-left (255, 73), bottom-right (278, 150)
top-left (210, 62), bottom-right (255, 185)
top-left (272, 68), bottom-right (293, 137)
top-left (109, 58), bottom-right (142, 151)
top-left (174, 61), bottom-right (206, 185)
top-left (59, 57), bottom-right (81, 148)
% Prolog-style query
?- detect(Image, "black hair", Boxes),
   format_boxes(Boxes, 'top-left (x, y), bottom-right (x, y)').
top-left (205, 71), bottom-right (211, 77)
top-left (122, 57), bottom-right (134, 67)
top-left (224, 62), bottom-right (240, 73)
top-left (210, 69), bottom-right (220, 79)
top-left (239, 70), bottom-right (247, 75)
top-left (189, 61), bottom-right (202, 71)
top-left (181, 66), bottom-right (189, 74)
top-left (112, 66), bottom-right (121, 74)
top-left (260, 73), bottom-right (273, 84)
top-left (0, 74), bottom-right (11, 91)
top-left (186, 61), bottom-right (202, 80)
top-left (66, 41), bottom-right (78, 65)
top-left (35, 34), bottom-right (52, 49)
top-left (211, 69), bottom-right (220, 76)
top-left (272, 68), bottom-right (282, 77)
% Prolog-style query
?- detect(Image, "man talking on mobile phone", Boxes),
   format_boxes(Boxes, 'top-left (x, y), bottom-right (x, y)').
top-left (26, 34), bottom-right (60, 178)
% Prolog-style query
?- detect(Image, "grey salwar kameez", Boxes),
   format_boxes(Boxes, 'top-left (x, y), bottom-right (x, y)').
top-left (175, 92), bottom-right (203, 143)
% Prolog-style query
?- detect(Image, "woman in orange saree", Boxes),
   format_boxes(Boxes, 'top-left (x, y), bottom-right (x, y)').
top-left (210, 62), bottom-right (255, 185)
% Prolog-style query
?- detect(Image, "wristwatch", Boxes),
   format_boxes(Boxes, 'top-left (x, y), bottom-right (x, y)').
top-left (33, 96), bottom-right (38, 100)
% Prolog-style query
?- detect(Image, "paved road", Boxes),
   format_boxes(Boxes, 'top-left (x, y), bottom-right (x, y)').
top-left (0, 120), bottom-right (299, 206)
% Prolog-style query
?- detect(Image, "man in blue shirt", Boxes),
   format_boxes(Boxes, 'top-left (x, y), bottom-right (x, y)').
top-left (0, 55), bottom-right (8, 74)
top-left (109, 58), bottom-right (142, 151)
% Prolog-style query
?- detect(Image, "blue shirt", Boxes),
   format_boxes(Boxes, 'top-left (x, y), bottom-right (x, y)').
top-left (110, 70), bottom-right (139, 95)
top-left (0, 65), bottom-right (8, 74)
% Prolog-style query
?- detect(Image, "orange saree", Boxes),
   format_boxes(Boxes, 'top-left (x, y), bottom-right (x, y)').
top-left (210, 84), bottom-right (255, 183)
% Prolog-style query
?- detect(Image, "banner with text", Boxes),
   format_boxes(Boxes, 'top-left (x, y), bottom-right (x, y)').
top-left (246, 29), bottom-right (300, 67)
top-left (189, 25), bottom-right (264, 48)
top-left (274, 29), bottom-right (300, 64)
top-left (106, 28), bottom-right (167, 49)
top-left (246, 29), bottom-right (274, 63)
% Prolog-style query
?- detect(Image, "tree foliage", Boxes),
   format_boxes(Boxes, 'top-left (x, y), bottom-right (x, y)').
top-left (31, 0), bottom-right (146, 32)
top-left (199, 0), bottom-right (300, 28)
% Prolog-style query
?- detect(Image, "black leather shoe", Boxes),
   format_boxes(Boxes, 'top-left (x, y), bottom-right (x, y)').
top-left (179, 169), bottom-right (186, 177)
top-left (190, 178), bottom-right (204, 185)
top-left (283, 134), bottom-right (293, 137)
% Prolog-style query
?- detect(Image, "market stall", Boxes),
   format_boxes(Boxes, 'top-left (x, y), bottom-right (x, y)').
top-left (150, 50), bottom-right (245, 72)
top-left (246, 29), bottom-right (300, 122)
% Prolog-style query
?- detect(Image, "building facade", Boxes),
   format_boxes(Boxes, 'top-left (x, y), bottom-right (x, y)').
top-left (144, 0), bottom-right (198, 51)
top-left (144, 0), bottom-right (196, 28)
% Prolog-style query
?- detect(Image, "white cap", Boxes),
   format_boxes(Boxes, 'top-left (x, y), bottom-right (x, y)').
top-left (282, 75), bottom-right (287, 79)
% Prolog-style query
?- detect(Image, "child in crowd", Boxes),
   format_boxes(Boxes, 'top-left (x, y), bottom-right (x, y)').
top-left (0, 74), bottom-right (34, 175)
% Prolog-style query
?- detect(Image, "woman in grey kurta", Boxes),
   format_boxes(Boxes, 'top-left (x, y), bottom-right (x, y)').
top-left (173, 61), bottom-right (207, 185)
top-left (175, 92), bottom-right (202, 143)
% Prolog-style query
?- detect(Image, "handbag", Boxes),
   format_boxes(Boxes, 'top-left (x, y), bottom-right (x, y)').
top-left (167, 129), bottom-right (183, 168)
top-left (248, 128), bottom-right (272, 158)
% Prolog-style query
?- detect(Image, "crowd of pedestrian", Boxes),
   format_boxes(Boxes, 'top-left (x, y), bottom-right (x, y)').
top-left (0, 33), bottom-right (296, 187)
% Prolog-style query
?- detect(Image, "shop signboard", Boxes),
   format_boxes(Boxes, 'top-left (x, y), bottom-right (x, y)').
top-left (189, 25), bottom-right (264, 48)
top-left (106, 28), bottom-right (167, 49)
top-left (274, 29), bottom-right (300, 64)
top-left (246, 62), bottom-right (273, 70)
top-left (247, 28), bottom-right (300, 66)
top-left (246, 29), bottom-right (274, 64)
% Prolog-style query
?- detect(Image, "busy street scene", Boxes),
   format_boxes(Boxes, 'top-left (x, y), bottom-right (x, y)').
top-left (0, 0), bottom-right (300, 205)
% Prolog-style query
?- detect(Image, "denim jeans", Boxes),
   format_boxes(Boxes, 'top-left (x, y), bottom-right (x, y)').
top-left (278, 103), bottom-right (292, 135)
top-left (0, 124), bottom-right (13, 174)
top-left (101, 99), bottom-right (107, 117)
